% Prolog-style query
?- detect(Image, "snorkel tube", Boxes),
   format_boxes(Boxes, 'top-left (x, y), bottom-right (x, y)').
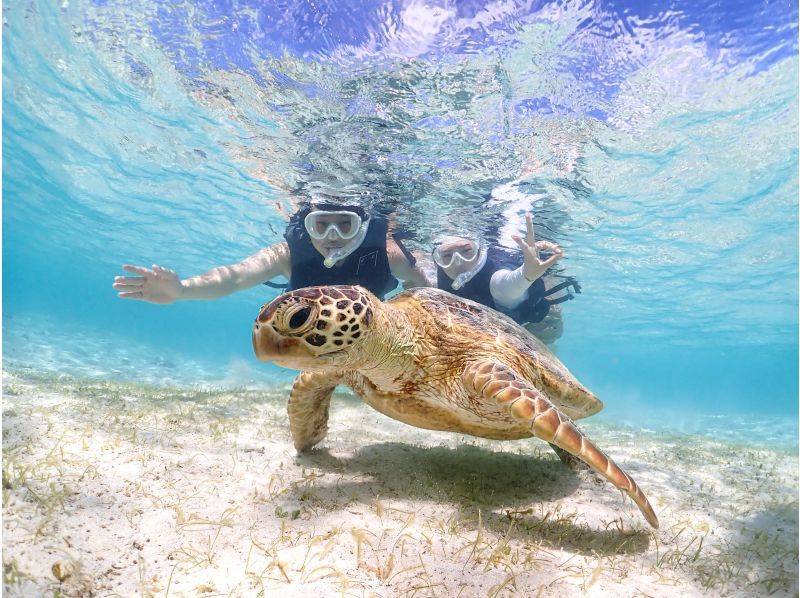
top-left (450, 241), bottom-right (487, 290)
top-left (322, 217), bottom-right (370, 268)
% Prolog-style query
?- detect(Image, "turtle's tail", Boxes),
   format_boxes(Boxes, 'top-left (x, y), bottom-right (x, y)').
top-left (463, 360), bottom-right (659, 529)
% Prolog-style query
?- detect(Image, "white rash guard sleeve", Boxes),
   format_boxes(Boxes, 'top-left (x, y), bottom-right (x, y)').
top-left (489, 266), bottom-right (533, 310)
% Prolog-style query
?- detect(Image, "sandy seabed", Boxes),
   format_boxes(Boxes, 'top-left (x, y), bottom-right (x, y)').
top-left (3, 370), bottom-right (798, 597)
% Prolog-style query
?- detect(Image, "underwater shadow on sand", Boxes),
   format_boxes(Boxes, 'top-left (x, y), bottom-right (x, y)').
top-left (294, 442), bottom-right (651, 556)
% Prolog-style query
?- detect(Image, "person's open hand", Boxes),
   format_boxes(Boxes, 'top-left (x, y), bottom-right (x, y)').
top-left (113, 264), bottom-right (183, 304)
top-left (511, 213), bottom-right (564, 283)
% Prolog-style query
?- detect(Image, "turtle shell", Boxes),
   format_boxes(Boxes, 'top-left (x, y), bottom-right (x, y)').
top-left (389, 287), bottom-right (603, 420)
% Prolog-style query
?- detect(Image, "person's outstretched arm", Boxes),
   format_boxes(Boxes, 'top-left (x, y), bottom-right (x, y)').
top-left (113, 242), bottom-right (291, 304)
top-left (387, 241), bottom-right (433, 288)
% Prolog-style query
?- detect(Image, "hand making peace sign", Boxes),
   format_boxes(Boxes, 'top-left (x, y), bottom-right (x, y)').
top-left (511, 213), bottom-right (564, 283)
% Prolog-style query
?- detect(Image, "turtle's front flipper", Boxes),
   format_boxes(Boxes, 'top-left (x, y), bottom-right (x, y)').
top-left (288, 371), bottom-right (344, 452)
top-left (462, 361), bottom-right (659, 529)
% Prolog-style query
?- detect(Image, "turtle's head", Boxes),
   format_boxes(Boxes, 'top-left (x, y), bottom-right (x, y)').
top-left (253, 285), bottom-right (377, 371)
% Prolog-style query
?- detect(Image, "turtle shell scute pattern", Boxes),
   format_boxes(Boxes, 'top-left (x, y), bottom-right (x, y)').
top-left (393, 287), bottom-right (585, 390)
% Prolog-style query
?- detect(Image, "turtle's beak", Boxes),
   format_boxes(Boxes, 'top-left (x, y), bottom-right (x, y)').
top-left (252, 318), bottom-right (301, 363)
top-left (252, 322), bottom-right (345, 370)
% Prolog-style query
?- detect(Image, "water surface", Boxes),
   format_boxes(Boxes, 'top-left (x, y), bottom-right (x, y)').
top-left (3, 0), bottom-right (798, 446)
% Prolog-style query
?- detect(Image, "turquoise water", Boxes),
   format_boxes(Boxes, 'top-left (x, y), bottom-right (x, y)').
top-left (3, 0), bottom-right (798, 447)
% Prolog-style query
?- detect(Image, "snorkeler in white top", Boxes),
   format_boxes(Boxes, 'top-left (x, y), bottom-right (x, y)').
top-left (433, 213), bottom-right (574, 344)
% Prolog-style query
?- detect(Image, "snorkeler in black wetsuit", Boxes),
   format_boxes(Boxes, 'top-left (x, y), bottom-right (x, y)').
top-left (277, 203), bottom-right (399, 298)
top-left (113, 203), bottom-right (429, 305)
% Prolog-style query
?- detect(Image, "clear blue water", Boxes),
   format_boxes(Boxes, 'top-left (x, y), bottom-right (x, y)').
top-left (4, 0), bottom-right (798, 448)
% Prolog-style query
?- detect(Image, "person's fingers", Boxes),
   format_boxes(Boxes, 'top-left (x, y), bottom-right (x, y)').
top-left (526, 213), bottom-right (536, 246)
top-left (113, 282), bottom-right (145, 292)
top-left (153, 264), bottom-right (177, 277)
top-left (513, 235), bottom-right (562, 269)
top-left (541, 252), bottom-right (564, 268)
top-left (536, 241), bottom-right (561, 251)
top-left (512, 234), bottom-right (536, 258)
top-left (122, 264), bottom-right (152, 276)
top-left (536, 240), bottom-right (564, 255)
top-left (113, 276), bottom-right (144, 287)
top-left (118, 291), bottom-right (144, 300)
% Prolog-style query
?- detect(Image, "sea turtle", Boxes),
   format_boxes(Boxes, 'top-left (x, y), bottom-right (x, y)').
top-left (252, 285), bottom-right (659, 528)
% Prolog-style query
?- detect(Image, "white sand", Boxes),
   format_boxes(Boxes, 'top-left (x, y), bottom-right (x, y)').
top-left (3, 370), bottom-right (798, 597)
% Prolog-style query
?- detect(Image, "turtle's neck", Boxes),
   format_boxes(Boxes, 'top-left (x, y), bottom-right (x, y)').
top-left (355, 302), bottom-right (419, 392)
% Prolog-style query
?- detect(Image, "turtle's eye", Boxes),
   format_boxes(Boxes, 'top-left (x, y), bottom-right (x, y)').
top-left (281, 304), bottom-right (316, 335)
top-left (288, 306), bottom-right (312, 330)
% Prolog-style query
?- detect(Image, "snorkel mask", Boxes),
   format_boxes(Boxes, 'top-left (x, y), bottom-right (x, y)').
top-left (432, 236), bottom-right (487, 290)
top-left (304, 209), bottom-right (370, 268)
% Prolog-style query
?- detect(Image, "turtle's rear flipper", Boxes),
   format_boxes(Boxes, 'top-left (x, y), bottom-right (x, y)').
top-left (549, 443), bottom-right (589, 471)
top-left (462, 360), bottom-right (659, 529)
